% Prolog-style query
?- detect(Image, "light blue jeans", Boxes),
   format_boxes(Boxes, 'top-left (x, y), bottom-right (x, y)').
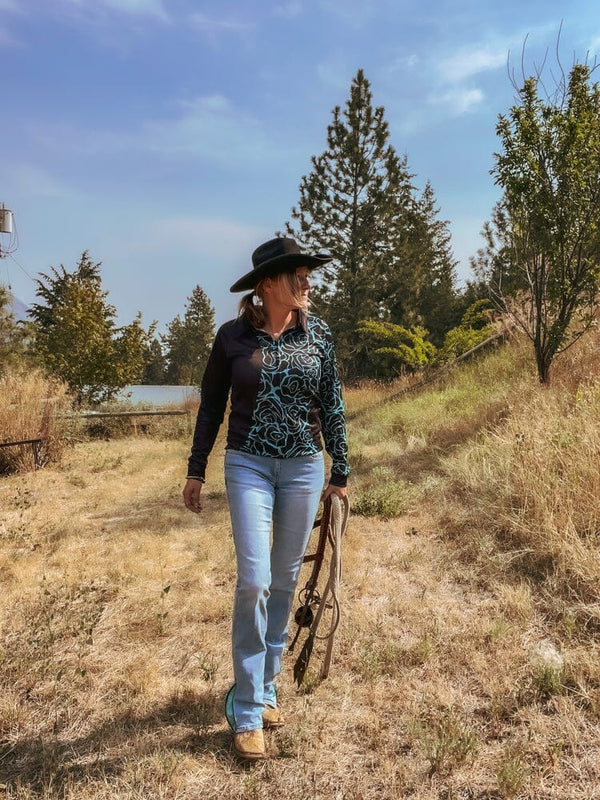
top-left (224, 448), bottom-right (325, 732)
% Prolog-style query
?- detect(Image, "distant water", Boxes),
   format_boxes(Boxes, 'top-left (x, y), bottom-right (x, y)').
top-left (117, 385), bottom-right (200, 407)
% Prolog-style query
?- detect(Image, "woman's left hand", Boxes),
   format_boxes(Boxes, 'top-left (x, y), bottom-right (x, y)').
top-left (322, 483), bottom-right (347, 501)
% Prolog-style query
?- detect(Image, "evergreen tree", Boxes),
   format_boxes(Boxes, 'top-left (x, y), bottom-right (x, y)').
top-left (411, 183), bottom-right (460, 346)
top-left (163, 285), bottom-right (215, 386)
top-left (285, 69), bottom-right (457, 376)
top-left (29, 252), bottom-right (153, 404)
top-left (142, 337), bottom-right (167, 384)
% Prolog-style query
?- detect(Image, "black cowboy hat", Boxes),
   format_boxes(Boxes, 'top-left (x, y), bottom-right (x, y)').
top-left (230, 237), bottom-right (332, 293)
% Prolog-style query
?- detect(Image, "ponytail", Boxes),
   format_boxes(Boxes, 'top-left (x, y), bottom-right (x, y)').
top-left (238, 289), bottom-right (266, 329)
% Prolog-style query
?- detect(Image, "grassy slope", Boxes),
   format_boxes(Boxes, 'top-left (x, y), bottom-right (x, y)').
top-left (1, 330), bottom-right (599, 799)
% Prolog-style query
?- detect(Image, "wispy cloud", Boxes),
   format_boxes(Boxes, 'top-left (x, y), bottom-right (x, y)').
top-left (140, 94), bottom-right (273, 165)
top-left (319, 0), bottom-right (380, 27)
top-left (4, 162), bottom-right (71, 198)
top-left (587, 35), bottom-right (600, 57)
top-left (127, 217), bottom-right (263, 258)
top-left (189, 11), bottom-right (255, 37)
top-left (0, 0), bottom-right (23, 45)
top-left (53, 0), bottom-right (170, 24)
top-left (31, 93), bottom-right (284, 170)
top-left (439, 45), bottom-right (508, 85)
top-left (274, 1), bottom-right (304, 17)
top-left (100, 0), bottom-right (169, 21)
top-left (430, 86), bottom-right (484, 115)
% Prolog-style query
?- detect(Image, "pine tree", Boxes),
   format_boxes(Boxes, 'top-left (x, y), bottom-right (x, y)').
top-left (285, 69), bottom-right (457, 376)
top-left (29, 252), bottom-right (153, 404)
top-left (142, 337), bottom-right (167, 384)
top-left (163, 285), bottom-right (215, 386)
top-left (411, 182), bottom-right (460, 346)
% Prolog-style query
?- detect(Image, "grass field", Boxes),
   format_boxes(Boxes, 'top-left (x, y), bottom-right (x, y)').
top-left (1, 330), bottom-right (600, 799)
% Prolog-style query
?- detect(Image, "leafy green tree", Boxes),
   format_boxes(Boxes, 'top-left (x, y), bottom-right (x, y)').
top-left (29, 251), bottom-right (154, 404)
top-left (285, 69), bottom-right (457, 376)
top-left (142, 337), bottom-right (167, 384)
top-left (438, 299), bottom-right (494, 362)
top-left (113, 313), bottom-right (155, 388)
top-left (163, 285), bottom-right (215, 386)
top-left (355, 319), bottom-right (436, 378)
top-left (484, 62), bottom-right (600, 384)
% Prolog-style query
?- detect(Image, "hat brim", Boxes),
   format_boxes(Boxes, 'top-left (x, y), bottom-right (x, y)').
top-left (230, 253), bottom-right (332, 293)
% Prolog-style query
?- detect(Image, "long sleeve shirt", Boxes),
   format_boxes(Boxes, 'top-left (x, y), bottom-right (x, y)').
top-left (187, 311), bottom-right (349, 487)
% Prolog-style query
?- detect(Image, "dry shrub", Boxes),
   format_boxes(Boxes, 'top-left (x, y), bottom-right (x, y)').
top-left (0, 369), bottom-right (72, 474)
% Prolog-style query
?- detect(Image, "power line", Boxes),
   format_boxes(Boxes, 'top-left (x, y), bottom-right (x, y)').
top-left (8, 252), bottom-right (36, 282)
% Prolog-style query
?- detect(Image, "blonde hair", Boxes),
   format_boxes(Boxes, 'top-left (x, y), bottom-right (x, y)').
top-left (238, 270), bottom-right (309, 328)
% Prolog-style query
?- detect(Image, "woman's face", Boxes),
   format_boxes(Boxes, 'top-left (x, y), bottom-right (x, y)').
top-left (295, 267), bottom-right (311, 303)
top-left (264, 266), bottom-right (310, 310)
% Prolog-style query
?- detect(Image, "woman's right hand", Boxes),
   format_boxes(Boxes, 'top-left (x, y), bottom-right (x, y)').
top-left (183, 478), bottom-right (203, 514)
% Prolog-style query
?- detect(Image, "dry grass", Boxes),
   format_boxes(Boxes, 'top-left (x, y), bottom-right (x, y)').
top-left (1, 331), bottom-right (600, 798)
top-left (0, 369), bottom-right (72, 474)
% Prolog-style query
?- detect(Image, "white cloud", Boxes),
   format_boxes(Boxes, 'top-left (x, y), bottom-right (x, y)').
top-left (431, 87), bottom-right (484, 115)
top-left (439, 46), bottom-right (507, 84)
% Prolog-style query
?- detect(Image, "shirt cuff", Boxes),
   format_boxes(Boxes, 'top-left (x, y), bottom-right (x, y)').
top-left (329, 471), bottom-right (348, 488)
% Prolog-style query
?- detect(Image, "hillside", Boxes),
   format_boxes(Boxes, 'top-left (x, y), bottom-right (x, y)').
top-left (1, 329), bottom-right (599, 799)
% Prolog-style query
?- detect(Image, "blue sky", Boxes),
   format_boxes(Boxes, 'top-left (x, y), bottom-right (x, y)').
top-left (1, 0), bottom-right (599, 330)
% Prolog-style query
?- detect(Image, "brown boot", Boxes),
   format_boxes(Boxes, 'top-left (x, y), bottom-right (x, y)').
top-left (233, 728), bottom-right (267, 760)
top-left (262, 705), bottom-right (284, 729)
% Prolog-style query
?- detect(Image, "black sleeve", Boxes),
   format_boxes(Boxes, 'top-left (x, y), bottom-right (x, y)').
top-left (318, 324), bottom-right (349, 487)
top-left (187, 326), bottom-right (231, 480)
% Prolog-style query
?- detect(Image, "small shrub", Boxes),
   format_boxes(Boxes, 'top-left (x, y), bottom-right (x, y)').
top-left (353, 470), bottom-right (413, 519)
top-left (496, 744), bottom-right (530, 797)
top-left (409, 708), bottom-right (478, 775)
top-left (533, 664), bottom-right (563, 700)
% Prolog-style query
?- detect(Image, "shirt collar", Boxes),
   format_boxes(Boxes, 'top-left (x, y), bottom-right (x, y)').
top-left (243, 309), bottom-right (309, 335)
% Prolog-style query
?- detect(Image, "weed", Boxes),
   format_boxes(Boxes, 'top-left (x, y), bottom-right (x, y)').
top-left (156, 582), bottom-right (171, 636)
top-left (194, 651), bottom-right (219, 682)
top-left (533, 664), bottom-right (563, 700)
top-left (409, 709), bottom-right (478, 776)
top-left (496, 743), bottom-right (530, 797)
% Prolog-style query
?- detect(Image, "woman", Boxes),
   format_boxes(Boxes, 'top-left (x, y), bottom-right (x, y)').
top-left (183, 237), bottom-right (349, 760)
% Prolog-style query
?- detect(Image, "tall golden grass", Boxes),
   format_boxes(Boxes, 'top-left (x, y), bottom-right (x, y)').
top-left (0, 369), bottom-right (72, 474)
top-left (440, 329), bottom-right (600, 624)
